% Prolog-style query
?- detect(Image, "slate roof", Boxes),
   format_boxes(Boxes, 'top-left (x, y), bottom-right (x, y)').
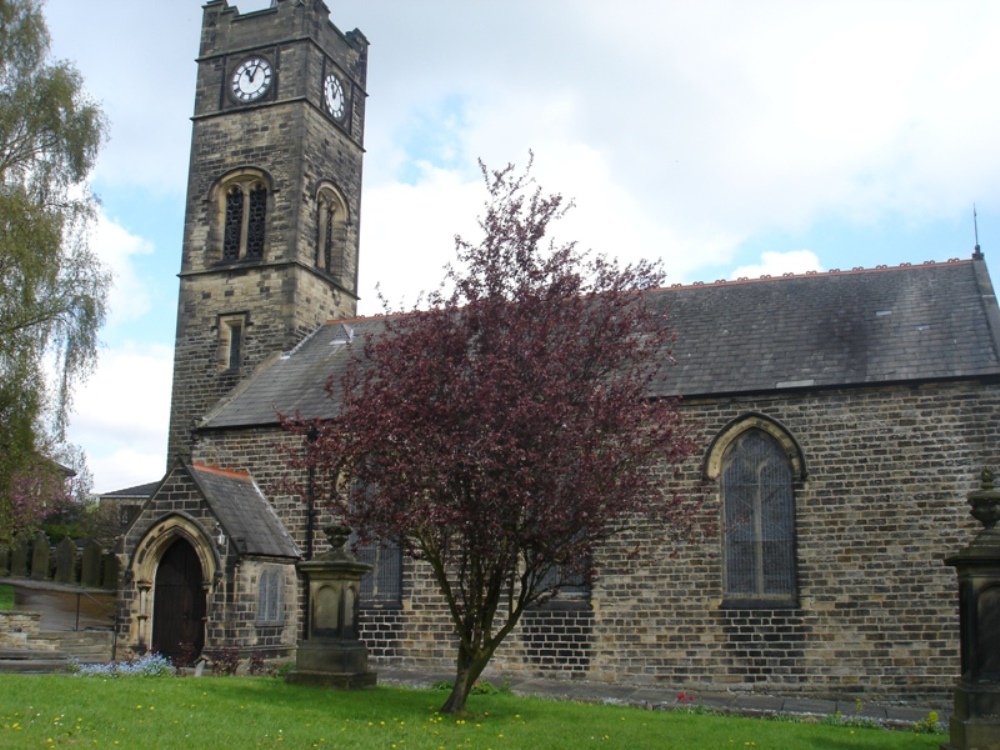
top-left (202, 257), bottom-right (1000, 429)
top-left (100, 481), bottom-right (160, 499)
top-left (187, 463), bottom-right (300, 559)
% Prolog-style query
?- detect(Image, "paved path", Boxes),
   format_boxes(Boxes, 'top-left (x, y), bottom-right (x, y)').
top-left (3, 578), bottom-right (115, 632)
top-left (377, 668), bottom-right (951, 728)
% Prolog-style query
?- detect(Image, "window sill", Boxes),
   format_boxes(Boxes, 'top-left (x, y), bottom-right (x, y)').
top-left (527, 595), bottom-right (592, 612)
top-left (720, 597), bottom-right (799, 611)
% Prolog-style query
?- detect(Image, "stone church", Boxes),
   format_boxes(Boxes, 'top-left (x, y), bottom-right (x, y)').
top-left (116, 0), bottom-right (1000, 703)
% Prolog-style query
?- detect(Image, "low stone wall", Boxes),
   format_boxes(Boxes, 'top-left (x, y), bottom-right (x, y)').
top-left (0, 611), bottom-right (53, 651)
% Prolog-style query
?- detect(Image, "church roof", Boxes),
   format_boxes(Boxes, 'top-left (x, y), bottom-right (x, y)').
top-left (187, 463), bottom-right (300, 559)
top-left (100, 481), bottom-right (160, 499)
top-left (201, 256), bottom-right (1000, 429)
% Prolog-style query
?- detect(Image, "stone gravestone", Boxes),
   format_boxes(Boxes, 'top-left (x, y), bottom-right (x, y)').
top-left (942, 469), bottom-right (1000, 750)
top-left (54, 538), bottom-right (77, 584)
top-left (287, 525), bottom-right (377, 688)
top-left (10, 538), bottom-right (29, 577)
top-left (30, 533), bottom-right (50, 580)
top-left (102, 552), bottom-right (119, 588)
top-left (81, 541), bottom-right (103, 587)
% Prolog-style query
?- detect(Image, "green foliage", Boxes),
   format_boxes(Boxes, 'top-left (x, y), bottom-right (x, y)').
top-left (0, 0), bottom-right (108, 544)
top-left (289, 158), bottom-right (693, 713)
top-left (0, 675), bottom-right (945, 749)
top-left (911, 710), bottom-right (944, 734)
top-left (0, 584), bottom-right (13, 611)
top-left (432, 679), bottom-right (512, 696)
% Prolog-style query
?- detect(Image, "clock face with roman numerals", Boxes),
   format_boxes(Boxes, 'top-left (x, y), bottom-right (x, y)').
top-left (324, 73), bottom-right (346, 120)
top-left (232, 57), bottom-right (273, 102)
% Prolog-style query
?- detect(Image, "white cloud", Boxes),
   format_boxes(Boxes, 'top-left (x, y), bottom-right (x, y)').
top-left (357, 165), bottom-right (482, 314)
top-left (40, 0), bottom-right (1000, 491)
top-left (65, 343), bottom-right (173, 493)
top-left (730, 250), bottom-right (823, 281)
top-left (90, 210), bottom-right (155, 328)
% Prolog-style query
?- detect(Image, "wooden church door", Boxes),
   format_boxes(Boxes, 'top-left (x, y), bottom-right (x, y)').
top-left (152, 539), bottom-right (206, 663)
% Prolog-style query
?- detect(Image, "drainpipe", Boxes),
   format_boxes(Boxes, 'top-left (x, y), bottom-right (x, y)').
top-left (306, 426), bottom-right (318, 560)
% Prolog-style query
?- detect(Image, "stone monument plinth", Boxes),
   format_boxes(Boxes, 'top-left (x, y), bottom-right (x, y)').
top-left (943, 469), bottom-right (1000, 750)
top-left (287, 525), bottom-right (377, 688)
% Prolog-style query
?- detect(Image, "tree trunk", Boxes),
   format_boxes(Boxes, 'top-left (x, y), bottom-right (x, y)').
top-left (439, 643), bottom-right (492, 715)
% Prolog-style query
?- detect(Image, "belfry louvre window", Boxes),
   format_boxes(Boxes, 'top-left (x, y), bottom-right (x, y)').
top-left (222, 180), bottom-right (267, 260)
top-left (315, 185), bottom-right (347, 279)
top-left (722, 428), bottom-right (796, 604)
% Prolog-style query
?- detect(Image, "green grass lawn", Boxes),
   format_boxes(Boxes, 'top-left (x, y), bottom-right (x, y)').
top-left (0, 585), bottom-right (13, 611)
top-left (0, 674), bottom-right (944, 749)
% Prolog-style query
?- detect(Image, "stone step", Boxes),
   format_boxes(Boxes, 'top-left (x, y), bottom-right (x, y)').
top-left (0, 658), bottom-right (69, 674)
top-left (0, 647), bottom-right (69, 674)
top-left (0, 648), bottom-right (66, 660)
top-left (35, 631), bottom-right (114, 663)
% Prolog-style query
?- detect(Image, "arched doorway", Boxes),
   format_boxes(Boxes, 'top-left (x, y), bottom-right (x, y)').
top-left (152, 538), bottom-right (206, 663)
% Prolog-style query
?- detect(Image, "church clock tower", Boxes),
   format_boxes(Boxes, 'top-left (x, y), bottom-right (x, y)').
top-left (167, 0), bottom-right (367, 462)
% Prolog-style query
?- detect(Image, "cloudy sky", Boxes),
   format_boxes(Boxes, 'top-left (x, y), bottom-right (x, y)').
top-left (42, 0), bottom-right (1000, 493)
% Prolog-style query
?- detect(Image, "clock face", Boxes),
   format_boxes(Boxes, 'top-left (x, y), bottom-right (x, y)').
top-left (324, 73), bottom-right (346, 120)
top-left (231, 57), bottom-right (273, 102)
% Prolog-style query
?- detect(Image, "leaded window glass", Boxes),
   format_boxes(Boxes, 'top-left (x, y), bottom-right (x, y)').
top-left (223, 186), bottom-right (243, 260)
top-left (246, 183), bottom-right (267, 258)
top-left (256, 566), bottom-right (285, 625)
top-left (323, 203), bottom-right (335, 272)
top-left (354, 538), bottom-right (402, 606)
top-left (722, 429), bottom-right (796, 602)
top-left (227, 320), bottom-right (242, 371)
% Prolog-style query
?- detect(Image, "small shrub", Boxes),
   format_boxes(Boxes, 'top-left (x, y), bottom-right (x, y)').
top-left (821, 710), bottom-right (884, 731)
top-left (248, 653), bottom-right (275, 677)
top-left (472, 680), bottom-right (501, 695)
top-left (174, 642), bottom-right (197, 674)
top-left (430, 679), bottom-right (512, 695)
top-left (208, 647), bottom-right (241, 676)
top-left (912, 710), bottom-right (945, 734)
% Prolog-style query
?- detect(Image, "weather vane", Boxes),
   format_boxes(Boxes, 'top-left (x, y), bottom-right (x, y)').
top-left (973, 204), bottom-right (983, 260)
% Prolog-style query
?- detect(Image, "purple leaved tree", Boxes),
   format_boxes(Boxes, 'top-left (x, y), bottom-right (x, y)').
top-left (286, 159), bottom-right (695, 714)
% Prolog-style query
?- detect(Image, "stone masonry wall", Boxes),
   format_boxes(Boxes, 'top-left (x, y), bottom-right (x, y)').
top-left (586, 380), bottom-right (992, 703)
top-left (168, 0), bottom-right (367, 463)
top-left (191, 378), bottom-right (997, 702)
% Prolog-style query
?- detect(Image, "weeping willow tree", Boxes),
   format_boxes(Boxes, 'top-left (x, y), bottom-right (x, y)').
top-left (0, 0), bottom-right (109, 544)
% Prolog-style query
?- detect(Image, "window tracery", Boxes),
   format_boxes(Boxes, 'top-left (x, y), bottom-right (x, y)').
top-left (719, 426), bottom-right (798, 606)
top-left (215, 171), bottom-right (269, 261)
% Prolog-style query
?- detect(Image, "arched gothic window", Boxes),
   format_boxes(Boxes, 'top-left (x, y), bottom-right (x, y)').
top-left (721, 428), bottom-right (797, 605)
top-left (219, 172), bottom-right (268, 261)
top-left (354, 538), bottom-right (403, 606)
top-left (315, 184), bottom-right (348, 279)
